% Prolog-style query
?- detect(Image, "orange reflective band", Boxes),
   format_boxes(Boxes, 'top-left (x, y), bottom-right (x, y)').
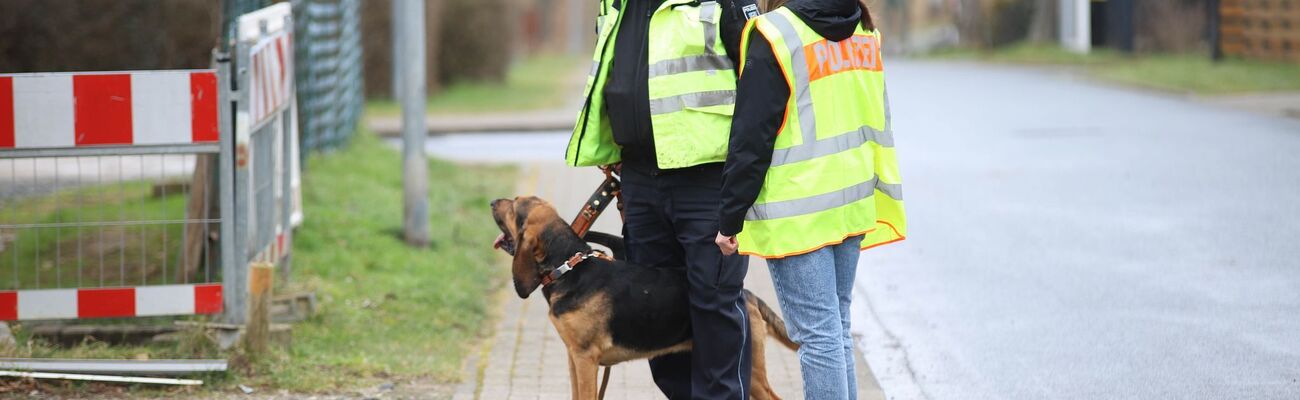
top-left (804, 35), bottom-right (881, 82)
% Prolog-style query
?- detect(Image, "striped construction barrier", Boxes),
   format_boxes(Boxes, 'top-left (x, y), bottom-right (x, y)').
top-left (0, 284), bottom-right (223, 321)
top-left (248, 32), bottom-right (293, 128)
top-left (0, 71), bottom-right (219, 150)
top-left (0, 3), bottom-right (301, 325)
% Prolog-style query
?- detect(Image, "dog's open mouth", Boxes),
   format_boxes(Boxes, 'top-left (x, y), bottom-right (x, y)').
top-left (493, 232), bottom-right (516, 256)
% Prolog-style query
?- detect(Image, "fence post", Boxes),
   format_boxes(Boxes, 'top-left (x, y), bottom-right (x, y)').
top-left (395, 0), bottom-right (430, 247)
top-left (218, 56), bottom-right (246, 327)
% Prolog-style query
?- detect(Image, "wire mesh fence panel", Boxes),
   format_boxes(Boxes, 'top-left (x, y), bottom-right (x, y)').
top-left (0, 155), bottom-right (220, 292)
top-left (292, 0), bottom-right (364, 155)
top-left (0, 69), bottom-right (227, 321)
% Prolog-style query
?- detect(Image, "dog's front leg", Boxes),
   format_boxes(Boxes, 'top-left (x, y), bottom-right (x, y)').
top-left (570, 353), bottom-right (601, 399)
top-left (567, 355), bottom-right (579, 399)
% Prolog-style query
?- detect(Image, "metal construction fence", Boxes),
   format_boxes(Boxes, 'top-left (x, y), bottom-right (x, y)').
top-left (0, 3), bottom-right (304, 326)
top-left (0, 70), bottom-right (229, 321)
top-left (230, 5), bottom-right (304, 326)
top-left (225, 0), bottom-right (363, 156)
top-left (291, 0), bottom-right (364, 154)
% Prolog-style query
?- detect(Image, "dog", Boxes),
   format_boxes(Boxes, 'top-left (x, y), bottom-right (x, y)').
top-left (491, 196), bottom-right (798, 400)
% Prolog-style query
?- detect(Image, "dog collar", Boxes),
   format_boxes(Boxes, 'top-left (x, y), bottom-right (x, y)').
top-left (541, 251), bottom-right (609, 287)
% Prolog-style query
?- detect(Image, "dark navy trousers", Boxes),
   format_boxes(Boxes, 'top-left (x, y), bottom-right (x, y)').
top-left (620, 163), bottom-right (752, 400)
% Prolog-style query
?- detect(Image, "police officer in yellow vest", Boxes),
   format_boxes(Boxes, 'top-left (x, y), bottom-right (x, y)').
top-left (565, 0), bottom-right (760, 398)
top-left (715, 0), bottom-right (906, 398)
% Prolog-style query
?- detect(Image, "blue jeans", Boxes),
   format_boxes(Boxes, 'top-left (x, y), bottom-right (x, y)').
top-left (767, 236), bottom-right (863, 400)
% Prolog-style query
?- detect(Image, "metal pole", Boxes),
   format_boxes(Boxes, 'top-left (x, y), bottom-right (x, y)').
top-left (1208, 0), bottom-right (1223, 61)
top-left (394, 0), bottom-right (430, 247)
top-left (218, 57), bottom-right (244, 326)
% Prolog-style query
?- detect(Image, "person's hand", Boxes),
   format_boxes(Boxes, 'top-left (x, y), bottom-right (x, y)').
top-left (715, 232), bottom-right (738, 256)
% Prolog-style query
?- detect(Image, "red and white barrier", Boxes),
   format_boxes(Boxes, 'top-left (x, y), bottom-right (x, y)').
top-left (249, 32), bottom-right (293, 128)
top-left (0, 284), bottom-right (222, 321)
top-left (0, 71), bottom-right (219, 150)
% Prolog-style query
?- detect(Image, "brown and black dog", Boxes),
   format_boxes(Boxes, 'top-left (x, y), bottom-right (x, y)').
top-left (491, 196), bottom-right (798, 400)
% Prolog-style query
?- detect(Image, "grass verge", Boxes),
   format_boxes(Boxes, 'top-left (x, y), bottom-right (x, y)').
top-left (0, 132), bottom-right (513, 395)
top-left (250, 132), bottom-right (512, 391)
top-left (367, 54), bottom-right (584, 116)
top-left (1, 181), bottom-right (191, 290)
top-left (928, 43), bottom-right (1300, 94)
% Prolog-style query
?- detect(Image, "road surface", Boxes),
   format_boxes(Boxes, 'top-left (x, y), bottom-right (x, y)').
top-left (854, 61), bottom-right (1300, 400)
top-left (410, 60), bottom-right (1300, 399)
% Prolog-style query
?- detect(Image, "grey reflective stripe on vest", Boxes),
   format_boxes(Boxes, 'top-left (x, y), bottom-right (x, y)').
top-left (746, 176), bottom-right (903, 221)
top-left (883, 83), bottom-right (893, 132)
top-left (649, 90), bottom-right (736, 115)
top-left (589, 60), bottom-right (601, 77)
top-left (771, 125), bottom-right (894, 166)
top-left (765, 11), bottom-right (818, 145)
top-left (701, 1), bottom-right (720, 55)
top-left (648, 54), bottom-right (734, 78)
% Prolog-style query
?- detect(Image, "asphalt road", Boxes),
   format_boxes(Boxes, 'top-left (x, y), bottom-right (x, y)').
top-left (853, 61), bottom-right (1300, 400)
top-left (407, 60), bottom-right (1300, 399)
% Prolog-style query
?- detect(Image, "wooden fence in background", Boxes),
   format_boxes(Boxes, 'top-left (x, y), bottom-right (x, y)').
top-left (1219, 0), bottom-right (1300, 63)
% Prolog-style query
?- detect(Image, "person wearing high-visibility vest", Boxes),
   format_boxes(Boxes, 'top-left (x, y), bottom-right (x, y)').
top-left (715, 0), bottom-right (906, 398)
top-left (565, 0), bottom-right (762, 398)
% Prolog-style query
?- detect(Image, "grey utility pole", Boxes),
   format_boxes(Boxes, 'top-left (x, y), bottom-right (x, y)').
top-left (394, 0), bottom-right (430, 247)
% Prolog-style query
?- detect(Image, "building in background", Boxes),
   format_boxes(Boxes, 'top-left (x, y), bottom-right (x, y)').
top-left (1217, 0), bottom-right (1300, 63)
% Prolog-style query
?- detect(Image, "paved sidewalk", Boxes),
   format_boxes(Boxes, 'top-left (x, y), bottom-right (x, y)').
top-left (455, 163), bottom-right (885, 400)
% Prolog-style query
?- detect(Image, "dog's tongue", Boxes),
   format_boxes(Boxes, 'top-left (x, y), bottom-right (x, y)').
top-left (493, 233), bottom-right (506, 249)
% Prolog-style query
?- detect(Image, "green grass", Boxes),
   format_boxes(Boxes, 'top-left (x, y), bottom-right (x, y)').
top-left (927, 43), bottom-right (1300, 94)
top-left (1094, 55), bottom-right (1300, 94)
top-left (0, 182), bottom-right (227, 396)
top-left (0, 133), bottom-right (514, 395)
top-left (367, 54), bottom-right (585, 116)
top-left (928, 43), bottom-right (1118, 66)
top-left (250, 132), bottom-right (513, 391)
top-left (0, 182), bottom-right (193, 290)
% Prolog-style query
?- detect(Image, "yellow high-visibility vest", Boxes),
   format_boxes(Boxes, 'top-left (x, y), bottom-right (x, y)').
top-left (736, 7), bottom-right (907, 258)
top-left (565, 0), bottom-right (737, 169)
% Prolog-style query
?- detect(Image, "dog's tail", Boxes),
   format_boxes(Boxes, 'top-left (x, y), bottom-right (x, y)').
top-left (583, 231), bottom-right (627, 261)
top-left (746, 290), bottom-right (799, 351)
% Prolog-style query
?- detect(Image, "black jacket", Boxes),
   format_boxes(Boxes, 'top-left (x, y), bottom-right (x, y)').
top-left (718, 0), bottom-right (866, 236)
top-left (603, 0), bottom-right (757, 173)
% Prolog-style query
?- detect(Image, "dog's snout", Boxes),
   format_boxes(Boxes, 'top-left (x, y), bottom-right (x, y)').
top-left (491, 199), bottom-right (503, 208)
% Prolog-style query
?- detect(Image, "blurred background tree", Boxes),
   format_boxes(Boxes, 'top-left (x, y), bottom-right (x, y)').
top-left (872, 0), bottom-right (1211, 54)
top-left (2, 0), bottom-right (590, 100)
top-left (0, 0), bottom-right (220, 72)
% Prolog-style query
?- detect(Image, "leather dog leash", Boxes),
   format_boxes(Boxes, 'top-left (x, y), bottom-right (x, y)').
top-left (565, 166), bottom-right (622, 400)
top-left (570, 165), bottom-right (624, 237)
